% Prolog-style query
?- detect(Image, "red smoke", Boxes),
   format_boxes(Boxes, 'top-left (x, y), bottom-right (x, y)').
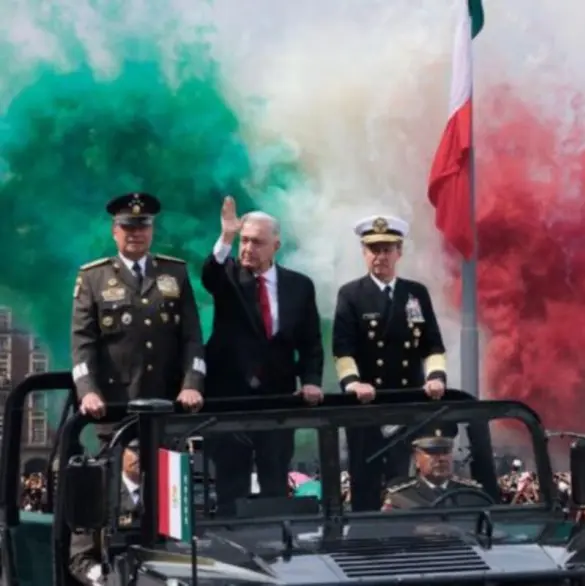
top-left (448, 84), bottom-right (585, 432)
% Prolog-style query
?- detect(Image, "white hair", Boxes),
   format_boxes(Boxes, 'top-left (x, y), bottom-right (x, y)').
top-left (241, 210), bottom-right (281, 236)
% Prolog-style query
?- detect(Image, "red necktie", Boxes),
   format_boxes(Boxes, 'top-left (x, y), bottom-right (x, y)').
top-left (256, 276), bottom-right (272, 337)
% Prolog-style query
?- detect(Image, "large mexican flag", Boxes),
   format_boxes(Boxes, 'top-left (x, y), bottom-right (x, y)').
top-left (428, 0), bottom-right (485, 260)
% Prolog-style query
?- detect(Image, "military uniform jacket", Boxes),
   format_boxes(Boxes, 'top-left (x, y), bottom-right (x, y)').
top-left (382, 475), bottom-right (484, 510)
top-left (71, 254), bottom-right (205, 403)
top-left (332, 276), bottom-right (446, 391)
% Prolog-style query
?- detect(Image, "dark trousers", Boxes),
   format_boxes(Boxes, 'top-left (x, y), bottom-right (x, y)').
top-left (209, 430), bottom-right (294, 517)
top-left (346, 426), bottom-right (411, 511)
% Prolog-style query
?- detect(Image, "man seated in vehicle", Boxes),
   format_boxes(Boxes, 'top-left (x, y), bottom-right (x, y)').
top-left (69, 439), bottom-right (141, 586)
top-left (381, 424), bottom-right (485, 510)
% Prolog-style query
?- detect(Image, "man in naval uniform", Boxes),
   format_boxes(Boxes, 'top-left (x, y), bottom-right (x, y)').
top-left (332, 215), bottom-right (447, 511)
top-left (71, 192), bottom-right (205, 430)
top-left (381, 425), bottom-right (485, 510)
top-left (69, 439), bottom-right (142, 586)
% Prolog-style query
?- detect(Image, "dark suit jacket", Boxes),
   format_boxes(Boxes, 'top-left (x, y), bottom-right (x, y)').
top-left (201, 254), bottom-right (324, 396)
top-left (332, 276), bottom-right (446, 391)
top-left (71, 253), bottom-right (205, 404)
top-left (69, 481), bottom-right (138, 585)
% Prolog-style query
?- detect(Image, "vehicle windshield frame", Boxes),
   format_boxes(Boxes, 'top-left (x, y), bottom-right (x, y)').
top-left (52, 389), bottom-right (556, 547)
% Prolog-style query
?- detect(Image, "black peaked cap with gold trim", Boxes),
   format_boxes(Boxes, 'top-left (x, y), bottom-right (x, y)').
top-left (106, 192), bottom-right (161, 227)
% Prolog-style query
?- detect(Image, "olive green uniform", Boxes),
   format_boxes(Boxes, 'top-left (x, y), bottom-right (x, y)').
top-left (382, 475), bottom-right (485, 509)
top-left (71, 253), bottom-right (205, 404)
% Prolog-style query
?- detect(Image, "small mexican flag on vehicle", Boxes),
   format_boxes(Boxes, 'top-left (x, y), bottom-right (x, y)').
top-left (158, 448), bottom-right (192, 542)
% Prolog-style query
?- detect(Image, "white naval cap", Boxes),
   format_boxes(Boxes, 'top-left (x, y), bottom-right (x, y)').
top-left (353, 215), bottom-right (409, 245)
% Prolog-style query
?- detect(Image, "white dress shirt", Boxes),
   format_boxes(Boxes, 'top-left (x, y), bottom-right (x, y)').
top-left (119, 253), bottom-right (147, 276)
top-left (421, 476), bottom-right (448, 490)
top-left (213, 238), bottom-right (279, 334)
top-left (122, 473), bottom-right (140, 505)
top-left (370, 274), bottom-right (397, 297)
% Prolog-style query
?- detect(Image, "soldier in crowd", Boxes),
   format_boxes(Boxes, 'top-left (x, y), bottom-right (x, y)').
top-left (71, 192), bottom-right (205, 439)
top-left (69, 440), bottom-right (141, 586)
top-left (332, 215), bottom-right (447, 511)
top-left (381, 425), bottom-right (485, 510)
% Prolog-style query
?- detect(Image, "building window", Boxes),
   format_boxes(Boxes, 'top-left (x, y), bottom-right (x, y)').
top-left (29, 336), bottom-right (43, 353)
top-left (0, 335), bottom-right (11, 353)
top-left (0, 352), bottom-right (11, 384)
top-left (28, 392), bottom-right (46, 413)
top-left (0, 307), bottom-right (11, 331)
top-left (30, 353), bottom-right (48, 375)
top-left (28, 415), bottom-right (47, 446)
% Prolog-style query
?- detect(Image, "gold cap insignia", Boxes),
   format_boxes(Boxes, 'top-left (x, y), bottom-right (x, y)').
top-left (132, 204), bottom-right (141, 215)
top-left (372, 217), bottom-right (389, 233)
top-left (435, 429), bottom-right (442, 437)
top-left (102, 316), bottom-right (113, 327)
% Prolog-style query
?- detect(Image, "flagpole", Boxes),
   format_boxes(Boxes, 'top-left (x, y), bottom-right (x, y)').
top-left (460, 32), bottom-right (480, 399)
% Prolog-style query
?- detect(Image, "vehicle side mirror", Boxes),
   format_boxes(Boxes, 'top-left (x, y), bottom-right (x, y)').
top-left (63, 455), bottom-right (109, 530)
top-left (570, 439), bottom-right (585, 507)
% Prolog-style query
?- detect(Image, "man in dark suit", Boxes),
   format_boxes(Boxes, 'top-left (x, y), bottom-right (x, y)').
top-left (332, 215), bottom-right (447, 511)
top-left (202, 196), bottom-right (324, 516)
top-left (71, 192), bottom-right (204, 432)
top-left (69, 440), bottom-right (141, 586)
top-left (382, 425), bottom-right (486, 510)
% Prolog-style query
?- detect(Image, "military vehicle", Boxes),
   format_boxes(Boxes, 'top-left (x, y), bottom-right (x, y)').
top-left (2, 372), bottom-right (585, 586)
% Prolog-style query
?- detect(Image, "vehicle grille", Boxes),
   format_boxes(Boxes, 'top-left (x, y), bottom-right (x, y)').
top-left (325, 535), bottom-right (489, 578)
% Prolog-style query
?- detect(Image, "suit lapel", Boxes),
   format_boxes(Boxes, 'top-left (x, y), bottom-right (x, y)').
top-left (111, 256), bottom-right (139, 292)
top-left (362, 276), bottom-right (387, 317)
top-left (238, 265), bottom-right (266, 337)
top-left (275, 265), bottom-right (291, 336)
top-left (141, 256), bottom-right (157, 296)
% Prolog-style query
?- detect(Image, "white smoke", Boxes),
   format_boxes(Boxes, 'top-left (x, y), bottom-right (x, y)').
top-left (2, 0), bottom-right (585, 390)
top-left (209, 0), bottom-right (585, 388)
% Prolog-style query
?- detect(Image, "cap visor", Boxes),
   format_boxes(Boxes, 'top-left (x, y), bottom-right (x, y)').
top-left (115, 216), bottom-right (153, 227)
top-left (361, 234), bottom-right (403, 244)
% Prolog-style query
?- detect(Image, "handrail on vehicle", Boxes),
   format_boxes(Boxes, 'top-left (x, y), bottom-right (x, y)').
top-left (0, 370), bottom-right (551, 527)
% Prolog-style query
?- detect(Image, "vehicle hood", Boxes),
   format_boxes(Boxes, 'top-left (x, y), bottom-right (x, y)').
top-left (140, 521), bottom-right (585, 584)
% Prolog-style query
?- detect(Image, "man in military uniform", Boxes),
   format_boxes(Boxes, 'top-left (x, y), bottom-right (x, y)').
top-left (71, 192), bottom-right (205, 427)
top-left (381, 425), bottom-right (485, 510)
top-left (332, 215), bottom-right (447, 511)
top-left (69, 439), bottom-right (142, 586)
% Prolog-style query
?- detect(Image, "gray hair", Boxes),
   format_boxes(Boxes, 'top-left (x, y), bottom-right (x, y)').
top-left (241, 211), bottom-right (281, 236)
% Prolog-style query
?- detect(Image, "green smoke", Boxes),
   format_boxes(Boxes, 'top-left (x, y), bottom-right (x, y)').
top-left (0, 20), bottom-right (309, 430)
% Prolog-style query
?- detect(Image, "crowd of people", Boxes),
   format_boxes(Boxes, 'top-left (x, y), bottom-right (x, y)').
top-left (19, 466), bottom-right (575, 513)
top-left (20, 472), bottom-right (47, 512)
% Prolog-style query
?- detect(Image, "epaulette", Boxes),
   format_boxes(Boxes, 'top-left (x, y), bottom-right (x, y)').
top-left (386, 478), bottom-right (417, 495)
top-left (453, 475), bottom-right (483, 488)
top-left (80, 257), bottom-right (110, 271)
top-left (154, 253), bottom-right (185, 264)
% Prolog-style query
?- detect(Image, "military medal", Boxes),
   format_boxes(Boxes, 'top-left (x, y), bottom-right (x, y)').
top-left (175, 314), bottom-right (180, 325)
top-left (370, 320), bottom-right (377, 327)
top-left (122, 312), bottom-right (132, 325)
top-left (102, 316), bottom-right (113, 327)
top-left (160, 312), bottom-right (169, 323)
top-left (108, 278), bottom-right (117, 286)
top-left (405, 295), bottom-right (424, 323)
top-left (368, 331), bottom-right (375, 339)
top-left (414, 328), bottom-right (421, 337)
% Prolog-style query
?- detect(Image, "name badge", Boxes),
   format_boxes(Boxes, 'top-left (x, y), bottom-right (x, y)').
top-left (362, 312), bottom-right (381, 320)
top-left (405, 295), bottom-right (425, 323)
top-left (156, 274), bottom-right (180, 298)
top-left (101, 287), bottom-right (126, 302)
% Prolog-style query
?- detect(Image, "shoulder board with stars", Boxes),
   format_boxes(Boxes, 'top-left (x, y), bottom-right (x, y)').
top-left (452, 475), bottom-right (483, 488)
top-left (386, 478), bottom-right (417, 494)
top-left (154, 253), bottom-right (186, 264)
top-left (80, 257), bottom-right (110, 271)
